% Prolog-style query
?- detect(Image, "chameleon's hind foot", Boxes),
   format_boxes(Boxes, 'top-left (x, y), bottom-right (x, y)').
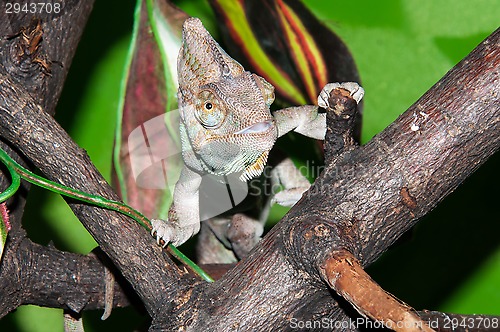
top-left (226, 214), bottom-right (263, 259)
top-left (271, 187), bottom-right (309, 207)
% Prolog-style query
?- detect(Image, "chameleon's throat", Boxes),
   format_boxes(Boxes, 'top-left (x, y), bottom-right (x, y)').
top-left (240, 150), bottom-right (269, 182)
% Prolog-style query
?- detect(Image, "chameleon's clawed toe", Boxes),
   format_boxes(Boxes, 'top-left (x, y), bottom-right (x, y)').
top-left (151, 219), bottom-right (200, 247)
top-left (151, 219), bottom-right (174, 248)
top-left (318, 82), bottom-right (365, 109)
top-left (341, 82), bottom-right (364, 103)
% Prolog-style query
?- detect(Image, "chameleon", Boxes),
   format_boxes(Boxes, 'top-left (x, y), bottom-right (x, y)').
top-left (151, 17), bottom-right (364, 254)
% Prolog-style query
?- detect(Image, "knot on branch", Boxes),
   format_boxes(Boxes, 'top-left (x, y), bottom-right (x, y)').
top-left (4, 19), bottom-right (51, 84)
top-left (283, 218), bottom-right (348, 279)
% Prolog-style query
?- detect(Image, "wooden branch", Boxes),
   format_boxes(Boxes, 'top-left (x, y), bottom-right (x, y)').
top-left (0, 2), bottom-right (199, 319)
top-left (319, 250), bottom-right (433, 331)
top-left (0, 4), bottom-right (497, 330)
top-left (0, 73), bottom-right (199, 316)
top-left (0, 1), bottom-right (95, 235)
top-left (181, 28), bottom-right (499, 331)
top-left (0, 238), bottom-right (134, 319)
top-left (0, 1), bottom-right (94, 116)
top-left (0, 0), bottom-right (98, 318)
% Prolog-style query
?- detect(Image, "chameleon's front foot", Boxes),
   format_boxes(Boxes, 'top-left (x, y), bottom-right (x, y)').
top-left (318, 82), bottom-right (364, 109)
top-left (150, 219), bottom-right (199, 247)
top-left (271, 187), bottom-right (309, 207)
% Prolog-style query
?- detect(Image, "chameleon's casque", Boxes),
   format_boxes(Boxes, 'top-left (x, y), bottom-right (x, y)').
top-left (178, 18), bottom-right (277, 181)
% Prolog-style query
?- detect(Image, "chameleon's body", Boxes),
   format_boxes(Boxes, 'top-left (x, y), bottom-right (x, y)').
top-left (151, 18), bottom-right (363, 252)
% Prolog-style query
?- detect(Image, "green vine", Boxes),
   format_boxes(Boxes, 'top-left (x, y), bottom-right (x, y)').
top-left (0, 146), bottom-right (213, 282)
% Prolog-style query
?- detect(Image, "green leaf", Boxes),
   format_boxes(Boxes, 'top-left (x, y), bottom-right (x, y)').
top-left (113, 0), bottom-right (188, 219)
top-left (207, 0), bottom-right (364, 223)
top-left (208, 0), bottom-right (360, 106)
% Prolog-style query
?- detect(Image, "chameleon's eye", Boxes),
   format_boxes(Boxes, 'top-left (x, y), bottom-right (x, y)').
top-left (195, 96), bottom-right (225, 129)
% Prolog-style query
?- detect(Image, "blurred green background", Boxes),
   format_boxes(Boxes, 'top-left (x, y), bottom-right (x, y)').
top-left (1, 0), bottom-right (499, 331)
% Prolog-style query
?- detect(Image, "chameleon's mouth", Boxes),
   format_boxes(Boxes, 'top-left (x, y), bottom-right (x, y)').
top-left (234, 120), bottom-right (274, 135)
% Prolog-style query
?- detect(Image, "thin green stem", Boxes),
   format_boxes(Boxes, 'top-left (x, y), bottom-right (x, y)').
top-left (0, 153), bottom-right (20, 203)
top-left (0, 147), bottom-right (213, 282)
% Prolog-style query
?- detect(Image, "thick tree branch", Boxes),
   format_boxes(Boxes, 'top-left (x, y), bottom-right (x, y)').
top-left (0, 1), bottom-right (199, 319)
top-left (0, 1), bottom-right (94, 116)
top-left (0, 238), bottom-right (134, 319)
top-left (0, 5), bottom-right (497, 331)
top-left (0, 0), bottom-right (98, 318)
top-left (184, 28), bottom-right (499, 331)
top-left (0, 74), bottom-right (199, 316)
top-left (0, 1), bottom-right (95, 235)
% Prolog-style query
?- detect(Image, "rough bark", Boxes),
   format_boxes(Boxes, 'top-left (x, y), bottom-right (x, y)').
top-left (0, 0), bottom-right (102, 319)
top-left (0, 238), bottom-right (134, 318)
top-left (0, 1), bottom-right (94, 232)
top-left (187, 28), bottom-right (499, 331)
top-left (0, 1), bottom-right (196, 322)
top-left (0, 44), bottom-right (197, 320)
top-left (0, 3), bottom-right (498, 332)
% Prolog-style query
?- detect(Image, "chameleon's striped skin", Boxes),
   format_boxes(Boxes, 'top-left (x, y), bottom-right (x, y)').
top-left (151, 18), bottom-right (364, 249)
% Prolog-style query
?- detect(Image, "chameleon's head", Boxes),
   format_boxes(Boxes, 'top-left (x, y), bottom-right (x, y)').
top-left (177, 18), bottom-right (278, 181)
